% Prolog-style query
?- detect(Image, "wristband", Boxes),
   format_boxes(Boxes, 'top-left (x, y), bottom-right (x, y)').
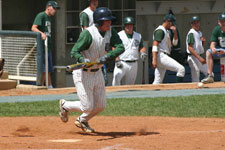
top-left (152, 45), bottom-right (158, 52)
top-left (172, 39), bottom-right (178, 46)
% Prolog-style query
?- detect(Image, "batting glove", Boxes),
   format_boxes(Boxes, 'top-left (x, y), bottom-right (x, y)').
top-left (116, 61), bottom-right (123, 68)
top-left (140, 52), bottom-right (147, 61)
top-left (97, 55), bottom-right (109, 64)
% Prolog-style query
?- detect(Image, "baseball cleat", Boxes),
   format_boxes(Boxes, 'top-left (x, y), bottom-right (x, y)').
top-left (201, 75), bottom-right (214, 83)
top-left (74, 117), bottom-right (95, 133)
top-left (59, 99), bottom-right (69, 123)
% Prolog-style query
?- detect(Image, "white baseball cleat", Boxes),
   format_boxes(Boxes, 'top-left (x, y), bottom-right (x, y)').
top-left (59, 99), bottom-right (69, 123)
top-left (74, 117), bottom-right (95, 133)
top-left (201, 75), bottom-right (214, 83)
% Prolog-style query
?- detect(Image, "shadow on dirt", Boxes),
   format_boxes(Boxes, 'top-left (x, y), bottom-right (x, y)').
top-left (78, 131), bottom-right (160, 141)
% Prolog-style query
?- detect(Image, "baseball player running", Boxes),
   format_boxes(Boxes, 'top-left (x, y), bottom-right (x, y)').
top-left (186, 16), bottom-right (208, 82)
top-left (59, 7), bottom-right (124, 133)
top-left (152, 14), bottom-right (185, 84)
top-left (112, 17), bottom-right (147, 85)
top-left (201, 12), bottom-right (225, 83)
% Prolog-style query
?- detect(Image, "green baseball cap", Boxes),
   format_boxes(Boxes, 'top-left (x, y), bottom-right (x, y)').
top-left (124, 17), bottom-right (135, 25)
top-left (219, 13), bottom-right (225, 21)
top-left (190, 16), bottom-right (200, 23)
top-left (46, 1), bottom-right (59, 9)
top-left (164, 14), bottom-right (176, 25)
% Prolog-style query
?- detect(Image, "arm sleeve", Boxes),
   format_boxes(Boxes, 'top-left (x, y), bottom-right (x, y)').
top-left (153, 29), bottom-right (165, 42)
top-left (210, 27), bottom-right (218, 43)
top-left (139, 37), bottom-right (144, 49)
top-left (71, 30), bottom-right (92, 62)
top-left (80, 12), bottom-right (89, 27)
top-left (33, 13), bottom-right (43, 26)
top-left (107, 28), bottom-right (125, 59)
top-left (187, 33), bottom-right (195, 45)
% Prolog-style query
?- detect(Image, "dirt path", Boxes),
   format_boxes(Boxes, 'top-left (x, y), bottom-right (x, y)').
top-left (0, 116), bottom-right (225, 150)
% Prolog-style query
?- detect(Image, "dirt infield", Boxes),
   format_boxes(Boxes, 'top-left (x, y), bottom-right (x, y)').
top-left (1, 82), bottom-right (225, 150)
top-left (0, 116), bottom-right (225, 150)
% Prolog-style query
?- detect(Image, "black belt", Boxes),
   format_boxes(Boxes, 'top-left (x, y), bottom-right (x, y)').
top-left (163, 52), bottom-right (169, 55)
top-left (121, 60), bottom-right (137, 63)
top-left (187, 53), bottom-right (192, 56)
top-left (83, 68), bottom-right (99, 72)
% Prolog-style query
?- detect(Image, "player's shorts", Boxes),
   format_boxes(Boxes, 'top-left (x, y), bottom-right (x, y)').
top-left (43, 51), bottom-right (54, 73)
top-left (207, 48), bottom-right (225, 59)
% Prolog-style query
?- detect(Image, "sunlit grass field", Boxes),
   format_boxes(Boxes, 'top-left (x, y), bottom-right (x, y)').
top-left (0, 94), bottom-right (225, 117)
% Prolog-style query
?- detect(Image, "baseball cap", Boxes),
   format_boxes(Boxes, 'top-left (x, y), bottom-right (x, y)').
top-left (219, 12), bottom-right (225, 21)
top-left (46, 1), bottom-right (59, 9)
top-left (164, 14), bottom-right (176, 25)
top-left (190, 16), bottom-right (200, 23)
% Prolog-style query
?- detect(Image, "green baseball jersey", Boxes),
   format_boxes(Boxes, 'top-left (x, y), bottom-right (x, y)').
top-left (33, 11), bottom-right (52, 51)
top-left (187, 33), bottom-right (195, 45)
top-left (153, 29), bottom-right (164, 42)
top-left (80, 12), bottom-right (89, 27)
top-left (210, 25), bottom-right (225, 48)
top-left (71, 27), bottom-right (124, 63)
top-left (126, 33), bottom-right (144, 49)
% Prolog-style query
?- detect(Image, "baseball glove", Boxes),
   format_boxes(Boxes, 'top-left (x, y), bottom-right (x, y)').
top-left (0, 58), bottom-right (5, 78)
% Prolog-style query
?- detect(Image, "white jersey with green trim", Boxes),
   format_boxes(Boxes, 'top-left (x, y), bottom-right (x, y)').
top-left (154, 25), bottom-right (171, 54)
top-left (186, 28), bottom-right (204, 54)
top-left (80, 7), bottom-right (94, 30)
top-left (118, 30), bottom-right (141, 61)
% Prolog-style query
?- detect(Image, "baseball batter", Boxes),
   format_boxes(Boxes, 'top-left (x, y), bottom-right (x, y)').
top-left (186, 16), bottom-right (208, 82)
top-left (112, 17), bottom-right (147, 86)
top-left (59, 7), bottom-right (124, 133)
top-left (152, 14), bottom-right (185, 84)
top-left (201, 12), bottom-right (225, 83)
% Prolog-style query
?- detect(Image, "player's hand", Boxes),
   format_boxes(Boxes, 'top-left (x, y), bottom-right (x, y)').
top-left (152, 60), bottom-right (157, 69)
top-left (217, 49), bottom-right (225, 55)
top-left (116, 61), bottom-right (123, 68)
top-left (170, 26), bottom-right (176, 32)
top-left (41, 32), bottom-right (47, 40)
top-left (212, 48), bottom-right (217, 54)
top-left (140, 52), bottom-right (147, 61)
top-left (199, 57), bottom-right (206, 64)
top-left (97, 55), bottom-right (109, 64)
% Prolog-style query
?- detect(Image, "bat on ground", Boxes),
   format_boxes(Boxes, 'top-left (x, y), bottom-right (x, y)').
top-left (66, 61), bottom-right (98, 72)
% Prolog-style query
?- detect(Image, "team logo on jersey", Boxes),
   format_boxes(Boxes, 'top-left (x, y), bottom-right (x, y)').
top-left (219, 37), bottom-right (225, 47)
top-left (134, 39), bottom-right (140, 47)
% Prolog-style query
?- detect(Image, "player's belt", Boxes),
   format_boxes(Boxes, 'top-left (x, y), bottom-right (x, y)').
top-left (122, 60), bottom-right (137, 63)
top-left (187, 53), bottom-right (192, 55)
top-left (163, 52), bottom-right (169, 55)
top-left (83, 68), bottom-right (99, 72)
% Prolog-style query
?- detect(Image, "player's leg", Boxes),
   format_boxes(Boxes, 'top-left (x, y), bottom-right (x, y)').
top-left (152, 67), bottom-right (166, 84)
top-left (201, 49), bottom-right (214, 83)
top-left (88, 71), bottom-right (106, 120)
top-left (124, 62), bottom-right (138, 85)
top-left (157, 54), bottom-right (185, 83)
top-left (112, 61), bottom-right (126, 86)
top-left (187, 56), bottom-right (200, 82)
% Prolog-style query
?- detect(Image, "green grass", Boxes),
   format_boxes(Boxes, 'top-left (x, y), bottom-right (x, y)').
top-left (1, 94), bottom-right (225, 117)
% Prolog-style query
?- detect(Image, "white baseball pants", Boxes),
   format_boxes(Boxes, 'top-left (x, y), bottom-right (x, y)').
top-left (187, 55), bottom-right (208, 82)
top-left (112, 61), bottom-right (138, 86)
top-left (153, 52), bottom-right (185, 84)
top-left (63, 69), bottom-right (106, 122)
